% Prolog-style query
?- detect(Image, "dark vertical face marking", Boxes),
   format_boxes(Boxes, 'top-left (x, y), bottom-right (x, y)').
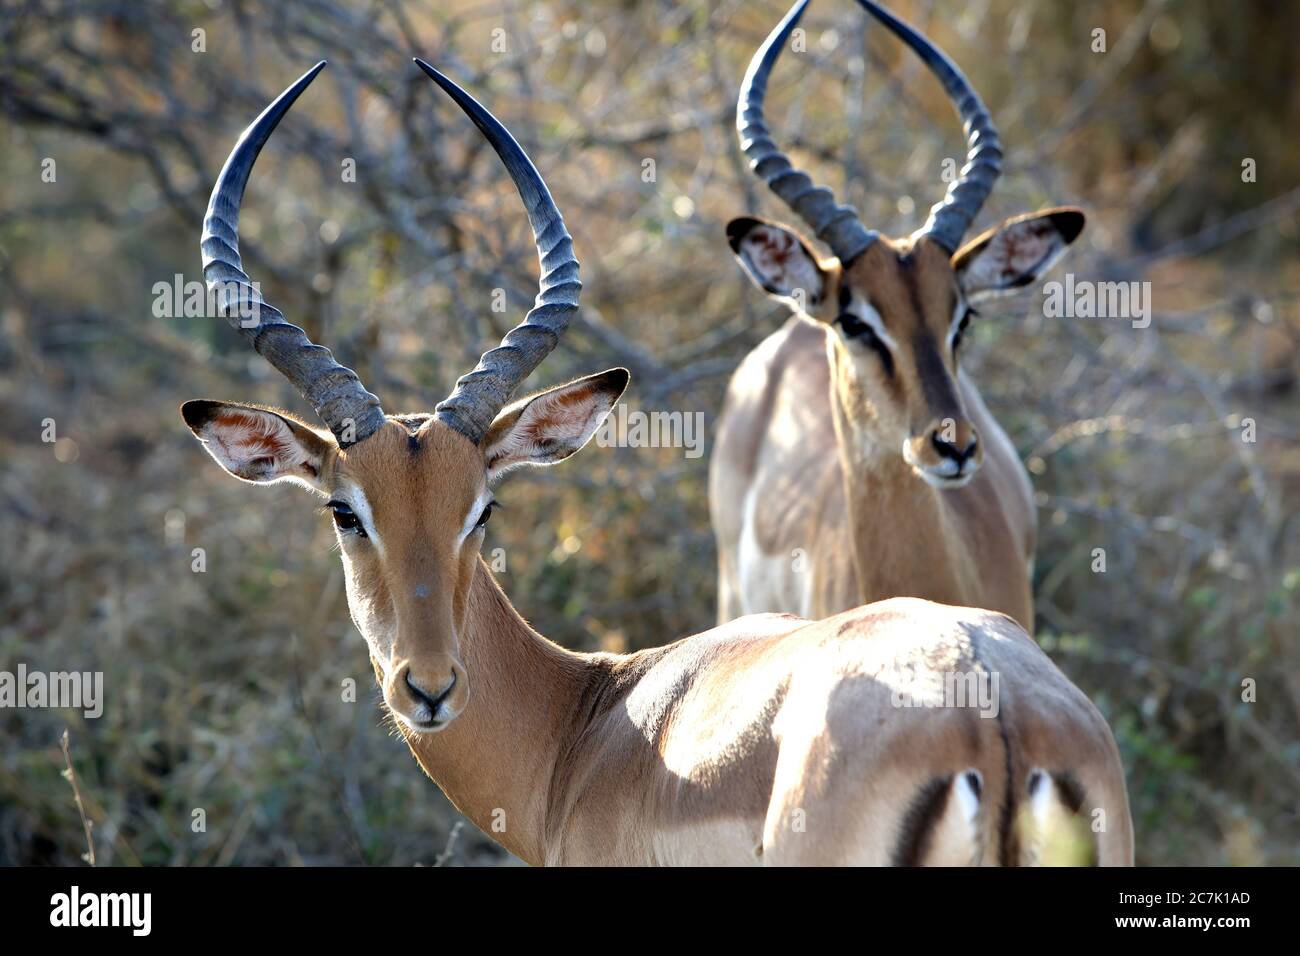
top-left (895, 247), bottom-right (962, 416)
top-left (913, 331), bottom-right (963, 418)
top-left (389, 414), bottom-right (433, 458)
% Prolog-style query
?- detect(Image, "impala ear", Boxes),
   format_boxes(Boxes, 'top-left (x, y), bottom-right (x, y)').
top-left (952, 207), bottom-right (1085, 303)
top-left (180, 400), bottom-right (334, 493)
top-left (726, 216), bottom-right (832, 311)
top-left (483, 369), bottom-right (630, 482)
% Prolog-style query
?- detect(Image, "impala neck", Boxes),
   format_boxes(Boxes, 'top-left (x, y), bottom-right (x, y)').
top-left (396, 559), bottom-right (604, 866)
top-left (825, 352), bottom-right (953, 595)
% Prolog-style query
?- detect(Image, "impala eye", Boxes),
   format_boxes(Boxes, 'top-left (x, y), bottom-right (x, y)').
top-left (475, 501), bottom-right (496, 530)
top-left (837, 312), bottom-right (870, 339)
top-left (835, 312), bottom-right (894, 375)
top-left (327, 501), bottom-right (366, 537)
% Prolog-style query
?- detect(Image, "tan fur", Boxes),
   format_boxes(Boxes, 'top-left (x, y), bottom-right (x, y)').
top-left (404, 561), bottom-right (1132, 866)
top-left (186, 397), bottom-right (1130, 866)
top-left (713, 233), bottom-right (1036, 629)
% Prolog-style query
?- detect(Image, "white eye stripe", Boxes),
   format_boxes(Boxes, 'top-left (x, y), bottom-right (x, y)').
top-left (843, 292), bottom-right (968, 351)
top-left (459, 489), bottom-right (492, 542)
top-left (844, 298), bottom-right (897, 351)
top-left (335, 485), bottom-right (383, 555)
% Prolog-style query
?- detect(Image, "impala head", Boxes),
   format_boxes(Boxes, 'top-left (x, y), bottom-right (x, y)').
top-left (181, 59), bottom-right (627, 734)
top-left (728, 0), bottom-right (1084, 487)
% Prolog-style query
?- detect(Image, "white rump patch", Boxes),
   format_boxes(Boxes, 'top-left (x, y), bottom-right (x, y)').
top-left (1028, 767), bottom-right (1055, 823)
top-left (954, 770), bottom-right (982, 824)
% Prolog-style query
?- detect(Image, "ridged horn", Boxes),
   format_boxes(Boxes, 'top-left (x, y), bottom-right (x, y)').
top-left (855, 0), bottom-right (1002, 252)
top-left (201, 61), bottom-right (386, 447)
top-left (738, 0), bottom-right (879, 263)
top-left (414, 58), bottom-right (582, 445)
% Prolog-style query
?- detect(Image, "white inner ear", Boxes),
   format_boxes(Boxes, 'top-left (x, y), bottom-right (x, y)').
top-left (487, 385), bottom-right (616, 480)
top-left (960, 218), bottom-right (1069, 300)
top-left (738, 226), bottom-right (824, 309)
top-left (199, 409), bottom-right (320, 488)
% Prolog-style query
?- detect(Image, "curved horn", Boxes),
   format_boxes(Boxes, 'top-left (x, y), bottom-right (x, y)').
top-left (738, 0), bottom-right (878, 264)
top-left (414, 58), bottom-right (582, 445)
top-left (855, 0), bottom-right (1002, 252)
top-left (202, 61), bottom-right (386, 447)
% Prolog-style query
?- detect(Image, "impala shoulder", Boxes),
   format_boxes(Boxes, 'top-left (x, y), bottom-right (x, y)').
top-left (726, 316), bottom-right (827, 402)
top-left (700, 611), bottom-right (810, 644)
top-left (772, 316), bottom-right (834, 392)
top-left (760, 313), bottom-right (826, 363)
top-left (619, 614), bottom-right (807, 709)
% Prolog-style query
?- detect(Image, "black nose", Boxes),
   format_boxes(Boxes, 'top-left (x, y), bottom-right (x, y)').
top-left (931, 432), bottom-right (978, 465)
top-left (405, 669), bottom-right (456, 711)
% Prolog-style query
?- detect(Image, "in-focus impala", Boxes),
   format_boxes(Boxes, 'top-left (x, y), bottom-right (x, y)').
top-left (182, 59), bottom-right (1131, 865)
top-left (713, 0), bottom-right (1085, 630)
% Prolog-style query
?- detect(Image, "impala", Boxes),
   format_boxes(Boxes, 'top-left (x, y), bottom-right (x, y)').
top-left (182, 59), bottom-right (1132, 865)
top-left (713, 0), bottom-right (1085, 629)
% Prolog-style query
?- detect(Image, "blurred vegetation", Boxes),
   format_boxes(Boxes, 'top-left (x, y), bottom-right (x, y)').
top-left (1, 0), bottom-right (1297, 866)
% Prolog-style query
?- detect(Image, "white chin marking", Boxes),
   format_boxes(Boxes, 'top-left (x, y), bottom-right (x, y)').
top-left (399, 710), bottom-right (449, 735)
top-left (901, 441), bottom-right (977, 489)
top-left (916, 465), bottom-right (976, 489)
